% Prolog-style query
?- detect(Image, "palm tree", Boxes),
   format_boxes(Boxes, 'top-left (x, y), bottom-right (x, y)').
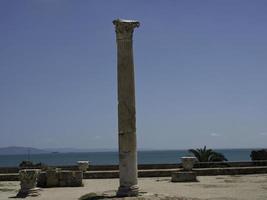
top-left (189, 146), bottom-right (228, 162)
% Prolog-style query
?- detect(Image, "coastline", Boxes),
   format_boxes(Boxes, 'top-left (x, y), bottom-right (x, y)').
top-left (0, 149), bottom-right (256, 167)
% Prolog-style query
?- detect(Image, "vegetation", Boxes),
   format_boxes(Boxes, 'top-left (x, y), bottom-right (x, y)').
top-left (189, 146), bottom-right (228, 162)
top-left (250, 149), bottom-right (267, 161)
top-left (19, 160), bottom-right (47, 169)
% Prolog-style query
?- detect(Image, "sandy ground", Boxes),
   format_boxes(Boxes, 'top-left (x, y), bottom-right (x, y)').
top-left (1, 174), bottom-right (267, 200)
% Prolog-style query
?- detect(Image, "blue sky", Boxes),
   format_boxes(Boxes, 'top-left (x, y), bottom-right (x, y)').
top-left (0, 0), bottom-right (267, 149)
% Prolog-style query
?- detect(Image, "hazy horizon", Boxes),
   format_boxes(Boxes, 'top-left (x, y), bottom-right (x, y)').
top-left (1, 0), bottom-right (267, 150)
top-left (0, 145), bottom-right (264, 152)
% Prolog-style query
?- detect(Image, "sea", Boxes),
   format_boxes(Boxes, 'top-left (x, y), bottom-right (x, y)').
top-left (0, 149), bottom-right (256, 167)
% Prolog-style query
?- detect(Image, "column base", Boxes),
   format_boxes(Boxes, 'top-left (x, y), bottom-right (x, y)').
top-left (116, 184), bottom-right (139, 197)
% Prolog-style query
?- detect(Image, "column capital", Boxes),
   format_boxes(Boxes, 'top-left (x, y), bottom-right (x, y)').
top-left (113, 19), bottom-right (140, 40)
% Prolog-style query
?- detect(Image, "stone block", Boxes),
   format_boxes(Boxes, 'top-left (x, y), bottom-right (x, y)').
top-left (46, 168), bottom-right (60, 187)
top-left (171, 171), bottom-right (197, 182)
top-left (37, 171), bottom-right (46, 187)
top-left (59, 171), bottom-right (83, 187)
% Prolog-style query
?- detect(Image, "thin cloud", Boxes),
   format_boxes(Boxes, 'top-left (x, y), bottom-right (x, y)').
top-left (259, 132), bottom-right (267, 136)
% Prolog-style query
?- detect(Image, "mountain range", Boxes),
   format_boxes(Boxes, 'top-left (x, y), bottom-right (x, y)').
top-left (0, 146), bottom-right (49, 155)
top-left (0, 146), bottom-right (117, 155)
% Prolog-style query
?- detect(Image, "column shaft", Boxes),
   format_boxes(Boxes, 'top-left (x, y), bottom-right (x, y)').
top-left (113, 19), bottom-right (140, 197)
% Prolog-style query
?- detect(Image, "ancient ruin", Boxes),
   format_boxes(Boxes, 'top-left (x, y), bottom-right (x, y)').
top-left (17, 169), bottom-right (40, 197)
top-left (38, 168), bottom-right (83, 188)
top-left (113, 19), bottom-right (140, 197)
top-left (171, 156), bottom-right (197, 182)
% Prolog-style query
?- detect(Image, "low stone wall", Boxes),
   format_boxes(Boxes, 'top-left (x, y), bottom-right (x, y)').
top-left (0, 167), bottom-right (18, 174)
top-left (83, 166), bottom-right (267, 179)
top-left (194, 160), bottom-right (267, 168)
top-left (1, 161), bottom-right (267, 182)
top-left (0, 173), bottom-right (18, 181)
top-left (0, 164), bottom-right (181, 173)
top-left (1, 161), bottom-right (267, 174)
top-left (82, 169), bottom-right (178, 179)
top-left (193, 166), bottom-right (267, 176)
top-left (38, 170), bottom-right (83, 187)
top-left (1, 166), bottom-right (267, 181)
top-left (44, 163), bottom-right (181, 171)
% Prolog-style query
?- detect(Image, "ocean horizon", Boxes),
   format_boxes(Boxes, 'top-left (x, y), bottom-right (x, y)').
top-left (0, 148), bottom-right (257, 167)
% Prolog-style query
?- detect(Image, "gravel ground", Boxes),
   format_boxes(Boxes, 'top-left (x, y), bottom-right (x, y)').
top-left (1, 174), bottom-right (267, 200)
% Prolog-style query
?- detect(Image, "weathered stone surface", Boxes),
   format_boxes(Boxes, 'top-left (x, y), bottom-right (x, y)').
top-left (37, 171), bottom-right (46, 187)
top-left (36, 169), bottom-right (83, 187)
top-left (17, 169), bottom-right (40, 197)
top-left (46, 168), bottom-right (60, 187)
top-left (113, 19), bottom-right (140, 197)
top-left (59, 171), bottom-right (83, 187)
top-left (113, 19), bottom-right (139, 40)
top-left (171, 171), bottom-right (197, 182)
top-left (77, 161), bottom-right (90, 172)
top-left (181, 157), bottom-right (197, 171)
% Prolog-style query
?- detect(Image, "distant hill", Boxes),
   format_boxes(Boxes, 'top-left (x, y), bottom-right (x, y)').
top-left (0, 147), bottom-right (180, 155)
top-left (0, 146), bottom-right (117, 155)
top-left (43, 148), bottom-right (117, 153)
top-left (0, 146), bottom-right (49, 155)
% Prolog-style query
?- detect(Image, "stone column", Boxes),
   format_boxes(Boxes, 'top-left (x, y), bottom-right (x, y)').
top-left (113, 19), bottom-right (140, 197)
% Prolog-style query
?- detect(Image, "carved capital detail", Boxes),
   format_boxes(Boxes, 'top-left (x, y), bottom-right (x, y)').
top-left (113, 19), bottom-right (140, 40)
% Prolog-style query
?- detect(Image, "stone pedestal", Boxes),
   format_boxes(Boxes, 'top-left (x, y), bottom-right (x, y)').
top-left (171, 171), bottom-right (197, 182)
top-left (113, 19), bottom-right (140, 197)
top-left (181, 156), bottom-right (197, 171)
top-left (77, 161), bottom-right (89, 172)
top-left (17, 169), bottom-right (40, 197)
top-left (171, 157), bottom-right (198, 182)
